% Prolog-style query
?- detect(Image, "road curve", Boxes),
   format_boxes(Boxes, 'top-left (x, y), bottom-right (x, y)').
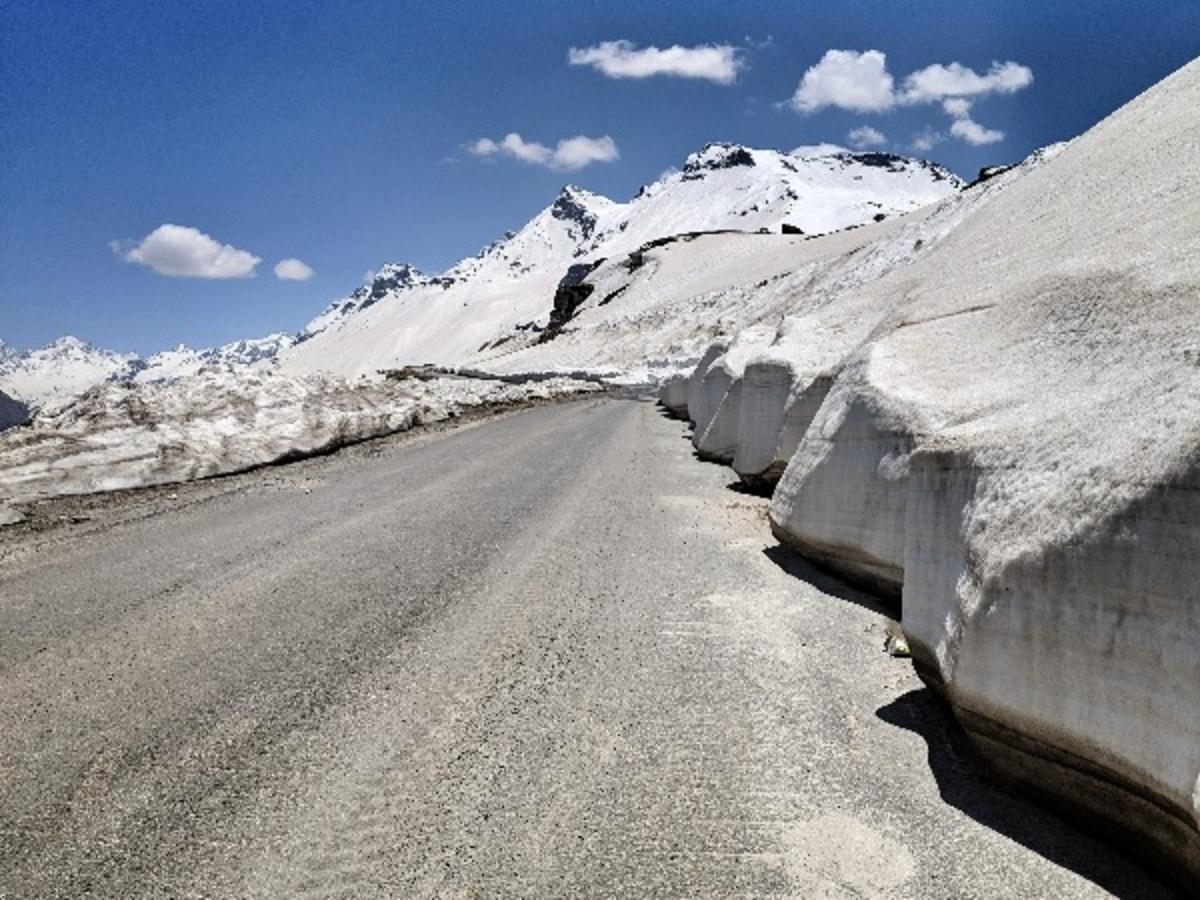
top-left (0, 396), bottom-right (1172, 897)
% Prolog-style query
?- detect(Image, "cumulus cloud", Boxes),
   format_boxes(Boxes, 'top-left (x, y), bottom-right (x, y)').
top-left (910, 127), bottom-right (945, 153)
top-left (788, 50), bottom-right (1033, 114)
top-left (468, 137), bottom-right (499, 156)
top-left (787, 49), bottom-right (895, 113)
top-left (940, 96), bottom-right (1005, 145)
top-left (900, 60), bottom-right (1033, 103)
top-left (113, 224), bottom-right (260, 278)
top-left (949, 117), bottom-right (1005, 145)
top-left (942, 97), bottom-right (972, 118)
top-left (274, 258), bottom-right (314, 281)
top-left (847, 125), bottom-right (887, 149)
top-left (786, 49), bottom-right (1029, 149)
top-left (568, 40), bottom-right (743, 84)
top-left (551, 135), bottom-right (621, 170)
top-left (468, 132), bottom-right (618, 171)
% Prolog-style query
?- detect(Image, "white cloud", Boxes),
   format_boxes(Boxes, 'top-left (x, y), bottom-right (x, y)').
top-left (467, 137), bottom-right (499, 157)
top-left (901, 60), bottom-right (1033, 103)
top-left (785, 51), bottom-right (1031, 152)
top-left (551, 134), bottom-right (621, 170)
top-left (950, 116), bottom-right (1005, 145)
top-left (942, 97), bottom-right (972, 118)
top-left (787, 49), bottom-right (895, 113)
top-left (911, 128), bottom-right (945, 153)
top-left (274, 258), bottom-right (314, 281)
top-left (847, 125), bottom-right (887, 149)
top-left (938, 95), bottom-right (1005, 145)
top-left (568, 40), bottom-right (743, 84)
top-left (468, 132), bottom-right (619, 171)
top-left (113, 224), bottom-right (260, 278)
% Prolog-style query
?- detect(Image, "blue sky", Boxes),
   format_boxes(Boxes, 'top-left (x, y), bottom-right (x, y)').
top-left (2, 0), bottom-right (1197, 355)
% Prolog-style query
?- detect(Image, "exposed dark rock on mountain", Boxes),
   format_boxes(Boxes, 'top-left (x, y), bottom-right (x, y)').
top-left (0, 390), bottom-right (28, 431)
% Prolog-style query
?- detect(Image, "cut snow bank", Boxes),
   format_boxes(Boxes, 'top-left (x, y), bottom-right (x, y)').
top-left (659, 57), bottom-right (1200, 888)
top-left (761, 59), bottom-right (1200, 884)
top-left (658, 141), bottom-right (1064, 485)
top-left (691, 326), bottom-right (776, 462)
top-left (0, 371), bottom-right (598, 518)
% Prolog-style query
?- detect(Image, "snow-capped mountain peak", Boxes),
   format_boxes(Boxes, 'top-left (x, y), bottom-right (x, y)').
top-left (681, 142), bottom-right (758, 177)
top-left (302, 262), bottom-right (446, 338)
top-left (550, 184), bottom-right (616, 242)
top-left (278, 141), bottom-right (964, 377)
top-left (7, 140), bottom-right (968, 401)
top-left (0, 335), bottom-right (140, 411)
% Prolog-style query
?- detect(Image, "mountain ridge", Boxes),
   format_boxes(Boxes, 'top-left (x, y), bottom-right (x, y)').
top-left (1, 141), bottom-right (966, 410)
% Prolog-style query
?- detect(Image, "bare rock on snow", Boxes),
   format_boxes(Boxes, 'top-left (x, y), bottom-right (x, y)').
top-left (0, 390), bottom-right (28, 432)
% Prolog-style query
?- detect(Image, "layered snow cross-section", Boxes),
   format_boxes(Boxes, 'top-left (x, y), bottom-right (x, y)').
top-left (661, 59), bottom-right (1200, 887)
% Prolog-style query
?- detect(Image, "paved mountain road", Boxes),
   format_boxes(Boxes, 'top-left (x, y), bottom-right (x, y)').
top-left (0, 396), bottom-right (1170, 897)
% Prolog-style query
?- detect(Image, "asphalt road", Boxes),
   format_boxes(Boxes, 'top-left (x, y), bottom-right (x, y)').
top-left (0, 396), bottom-right (1173, 897)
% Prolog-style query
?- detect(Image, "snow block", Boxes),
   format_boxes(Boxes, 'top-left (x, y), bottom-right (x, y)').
top-left (903, 445), bottom-right (1200, 886)
top-left (768, 361), bottom-right (917, 598)
top-left (732, 357), bottom-right (795, 481)
top-left (765, 57), bottom-right (1200, 887)
top-left (693, 328), bottom-right (777, 461)
top-left (694, 375), bottom-right (743, 462)
top-left (658, 373), bottom-right (690, 417)
top-left (685, 341), bottom-right (729, 430)
top-left (733, 360), bottom-right (833, 490)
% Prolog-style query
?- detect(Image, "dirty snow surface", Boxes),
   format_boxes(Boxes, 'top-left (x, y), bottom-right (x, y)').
top-left (0, 371), bottom-right (596, 517)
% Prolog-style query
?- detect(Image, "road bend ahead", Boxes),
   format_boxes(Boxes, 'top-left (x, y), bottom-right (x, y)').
top-left (0, 396), bottom-right (1171, 897)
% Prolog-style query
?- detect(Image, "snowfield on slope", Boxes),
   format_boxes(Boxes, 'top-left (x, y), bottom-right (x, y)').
top-left (278, 145), bottom-right (961, 378)
top-left (484, 145), bottom-right (1059, 385)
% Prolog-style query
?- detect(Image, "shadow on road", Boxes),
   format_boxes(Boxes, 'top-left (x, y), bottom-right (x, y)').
top-left (724, 478), bottom-right (772, 498)
top-left (876, 689), bottom-right (1174, 899)
top-left (761, 542), bottom-right (900, 620)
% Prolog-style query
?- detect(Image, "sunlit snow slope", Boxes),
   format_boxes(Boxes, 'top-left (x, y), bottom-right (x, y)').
top-left (279, 145), bottom-right (961, 378)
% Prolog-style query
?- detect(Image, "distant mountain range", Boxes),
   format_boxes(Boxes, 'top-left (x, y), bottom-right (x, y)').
top-left (1, 143), bottom-right (962, 411)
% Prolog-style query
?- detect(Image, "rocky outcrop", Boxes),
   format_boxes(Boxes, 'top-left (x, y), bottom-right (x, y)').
top-left (547, 259), bottom-right (606, 331)
top-left (0, 390), bottom-right (28, 431)
top-left (681, 142), bottom-right (757, 180)
top-left (550, 185), bottom-right (605, 243)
